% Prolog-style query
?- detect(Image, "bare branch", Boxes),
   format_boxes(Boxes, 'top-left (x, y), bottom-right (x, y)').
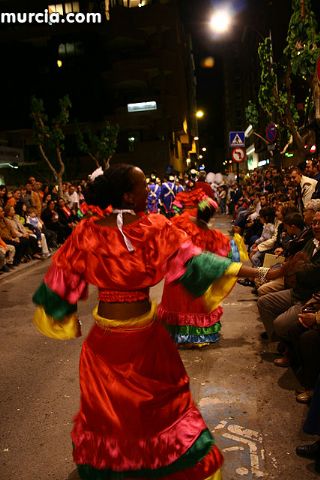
top-left (88, 152), bottom-right (100, 169)
top-left (56, 147), bottom-right (65, 177)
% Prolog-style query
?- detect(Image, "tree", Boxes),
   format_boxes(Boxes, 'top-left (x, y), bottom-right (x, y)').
top-left (248, 0), bottom-right (320, 162)
top-left (31, 95), bottom-right (71, 193)
top-left (76, 122), bottom-right (119, 170)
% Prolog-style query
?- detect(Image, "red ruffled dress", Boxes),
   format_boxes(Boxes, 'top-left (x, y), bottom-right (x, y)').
top-left (158, 211), bottom-right (232, 347)
top-left (32, 213), bottom-right (230, 480)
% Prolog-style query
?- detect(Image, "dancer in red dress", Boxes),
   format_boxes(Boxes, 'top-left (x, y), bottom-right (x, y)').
top-left (158, 197), bottom-right (239, 347)
top-left (32, 164), bottom-right (280, 479)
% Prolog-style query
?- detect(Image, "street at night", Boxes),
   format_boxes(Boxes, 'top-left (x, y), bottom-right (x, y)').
top-left (0, 217), bottom-right (317, 480)
top-left (1, 1), bottom-right (320, 479)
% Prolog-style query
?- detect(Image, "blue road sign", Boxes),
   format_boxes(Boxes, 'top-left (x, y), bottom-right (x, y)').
top-left (266, 122), bottom-right (277, 143)
top-left (229, 131), bottom-right (245, 147)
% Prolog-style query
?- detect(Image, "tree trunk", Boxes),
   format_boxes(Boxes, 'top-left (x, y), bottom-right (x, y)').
top-left (312, 72), bottom-right (320, 124)
top-left (88, 153), bottom-right (100, 169)
top-left (55, 147), bottom-right (65, 196)
top-left (57, 175), bottom-right (63, 197)
top-left (103, 155), bottom-right (112, 170)
top-left (38, 144), bottom-right (59, 182)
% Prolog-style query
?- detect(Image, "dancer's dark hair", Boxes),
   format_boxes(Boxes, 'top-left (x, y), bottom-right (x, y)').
top-left (196, 198), bottom-right (217, 224)
top-left (85, 164), bottom-right (136, 209)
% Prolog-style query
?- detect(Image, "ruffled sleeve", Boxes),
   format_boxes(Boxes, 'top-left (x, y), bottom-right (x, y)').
top-left (165, 245), bottom-right (242, 312)
top-left (32, 226), bottom-right (88, 340)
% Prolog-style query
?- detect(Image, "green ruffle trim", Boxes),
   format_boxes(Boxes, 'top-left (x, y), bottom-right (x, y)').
top-left (180, 252), bottom-right (232, 297)
top-left (32, 282), bottom-right (77, 321)
top-left (166, 322), bottom-right (221, 336)
top-left (76, 429), bottom-right (214, 479)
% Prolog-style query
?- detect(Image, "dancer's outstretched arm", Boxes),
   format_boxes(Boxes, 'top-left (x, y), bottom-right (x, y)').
top-left (237, 264), bottom-right (284, 282)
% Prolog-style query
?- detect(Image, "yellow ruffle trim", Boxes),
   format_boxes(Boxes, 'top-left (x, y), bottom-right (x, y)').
top-left (233, 233), bottom-right (249, 262)
top-left (205, 469), bottom-right (222, 480)
top-left (33, 306), bottom-right (81, 340)
top-left (203, 262), bottom-right (242, 312)
top-left (93, 301), bottom-right (157, 330)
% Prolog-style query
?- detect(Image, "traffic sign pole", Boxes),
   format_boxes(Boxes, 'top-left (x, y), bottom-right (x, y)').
top-left (231, 147), bottom-right (246, 184)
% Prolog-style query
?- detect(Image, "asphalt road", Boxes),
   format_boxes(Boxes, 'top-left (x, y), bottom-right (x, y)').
top-left (0, 216), bottom-right (318, 479)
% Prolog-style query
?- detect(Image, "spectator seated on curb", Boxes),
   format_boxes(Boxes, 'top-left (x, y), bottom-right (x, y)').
top-left (26, 207), bottom-right (51, 258)
top-left (0, 205), bottom-right (28, 265)
top-left (41, 200), bottom-right (70, 245)
top-left (0, 235), bottom-right (15, 272)
top-left (257, 203), bottom-right (318, 297)
top-left (283, 294), bottom-right (320, 404)
top-left (249, 207), bottom-right (276, 267)
top-left (238, 206), bottom-right (276, 288)
top-left (4, 205), bottom-right (41, 260)
top-left (257, 211), bottom-right (320, 352)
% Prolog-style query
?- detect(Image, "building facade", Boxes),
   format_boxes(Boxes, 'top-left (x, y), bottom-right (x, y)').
top-left (0, 0), bottom-right (197, 181)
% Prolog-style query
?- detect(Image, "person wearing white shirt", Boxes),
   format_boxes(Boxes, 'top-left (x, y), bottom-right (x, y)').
top-left (66, 185), bottom-right (79, 210)
top-left (290, 167), bottom-right (318, 210)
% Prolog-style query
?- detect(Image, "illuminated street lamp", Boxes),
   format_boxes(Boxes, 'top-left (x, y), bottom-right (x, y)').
top-left (209, 9), bottom-right (232, 34)
top-left (196, 110), bottom-right (204, 119)
top-left (202, 147), bottom-right (207, 152)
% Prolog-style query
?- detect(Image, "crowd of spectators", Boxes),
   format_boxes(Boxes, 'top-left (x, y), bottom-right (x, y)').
top-left (0, 176), bottom-right (86, 273)
top-left (226, 158), bottom-right (320, 470)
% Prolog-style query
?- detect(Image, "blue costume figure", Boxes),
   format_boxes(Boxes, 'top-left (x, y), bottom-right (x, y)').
top-left (147, 181), bottom-right (161, 213)
top-left (160, 175), bottom-right (176, 217)
top-left (175, 179), bottom-right (185, 195)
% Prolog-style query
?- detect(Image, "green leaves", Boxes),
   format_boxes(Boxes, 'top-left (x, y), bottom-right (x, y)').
top-left (75, 122), bottom-right (119, 168)
top-left (30, 95), bottom-right (72, 188)
top-left (284, 0), bottom-right (320, 78)
top-left (245, 100), bottom-right (259, 128)
top-left (31, 95), bottom-right (71, 150)
top-left (248, 0), bottom-right (320, 154)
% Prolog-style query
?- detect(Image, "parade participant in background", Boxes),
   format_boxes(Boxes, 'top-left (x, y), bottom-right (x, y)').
top-left (160, 174), bottom-right (176, 217)
top-left (147, 173), bottom-right (161, 213)
top-left (158, 196), bottom-right (247, 348)
top-left (194, 171), bottom-right (215, 199)
top-left (32, 163), bottom-right (280, 480)
top-left (175, 176), bottom-right (185, 194)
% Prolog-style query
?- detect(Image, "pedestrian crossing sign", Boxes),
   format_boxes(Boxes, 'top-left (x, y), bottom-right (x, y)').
top-left (229, 131), bottom-right (245, 147)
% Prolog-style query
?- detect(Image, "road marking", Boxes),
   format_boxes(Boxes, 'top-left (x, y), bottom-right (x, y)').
top-left (223, 432), bottom-right (264, 477)
top-left (212, 421), bottom-right (265, 478)
top-left (236, 467), bottom-right (249, 475)
top-left (224, 446), bottom-right (245, 452)
top-left (228, 424), bottom-right (263, 442)
top-left (214, 420), bottom-right (228, 430)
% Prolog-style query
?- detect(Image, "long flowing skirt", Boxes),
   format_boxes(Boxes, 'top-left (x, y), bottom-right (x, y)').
top-left (158, 282), bottom-right (223, 348)
top-left (71, 303), bottom-right (223, 479)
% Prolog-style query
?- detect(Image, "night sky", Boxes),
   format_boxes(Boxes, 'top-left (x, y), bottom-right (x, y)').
top-left (182, 0), bottom-right (320, 171)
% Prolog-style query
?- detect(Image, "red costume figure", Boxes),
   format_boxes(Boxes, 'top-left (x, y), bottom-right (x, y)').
top-left (158, 197), bottom-right (235, 347)
top-left (32, 164), bottom-right (279, 480)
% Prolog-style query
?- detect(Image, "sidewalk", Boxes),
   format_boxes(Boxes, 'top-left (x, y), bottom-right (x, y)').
top-left (0, 255), bottom-right (51, 280)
